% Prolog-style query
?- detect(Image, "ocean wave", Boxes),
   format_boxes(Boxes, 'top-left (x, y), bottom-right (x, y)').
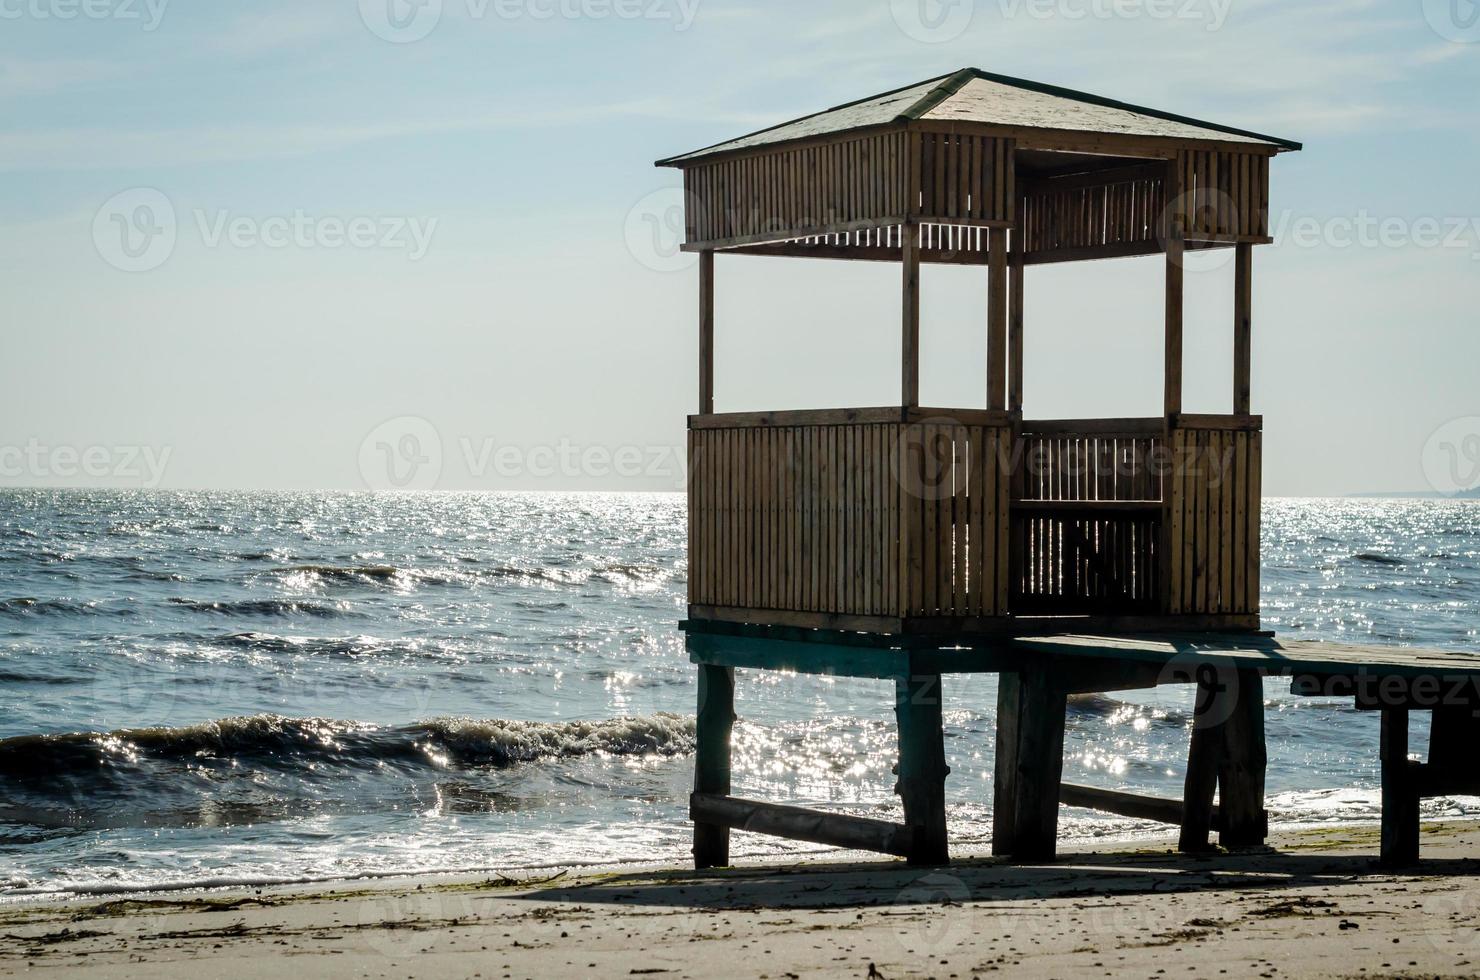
top-left (273, 564), bottom-right (402, 583)
top-left (0, 713), bottom-right (697, 784)
top-left (0, 597), bottom-right (109, 619)
top-left (167, 598), bottom-right (350, 618)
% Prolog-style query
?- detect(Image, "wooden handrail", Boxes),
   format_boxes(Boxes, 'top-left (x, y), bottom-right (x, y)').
top-left (1021, 417), bottom-right (1164, 435)
top-left (689, 407), bottom-right (1016, 430)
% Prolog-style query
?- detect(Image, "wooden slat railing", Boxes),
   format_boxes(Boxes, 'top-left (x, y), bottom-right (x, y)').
top-left (1166, 420), bottom-right (1262, 616)
top-left (1011, 422), bottom-right (1165, 615)
top-left (688, 414), bottom-right (1012, 626)
top-left (688, 412), bottom-right (1262, 629)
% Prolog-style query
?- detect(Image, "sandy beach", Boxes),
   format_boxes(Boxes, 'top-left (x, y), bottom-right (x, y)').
top-left (4, 822), bottom-right (1480, 979)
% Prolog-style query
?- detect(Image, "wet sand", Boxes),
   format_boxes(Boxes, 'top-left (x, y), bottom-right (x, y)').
top-left (4, 822), bottom-right (1480, 978)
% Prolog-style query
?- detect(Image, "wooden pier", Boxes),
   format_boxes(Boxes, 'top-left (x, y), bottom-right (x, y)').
top-left (657, 69), bottom-right (1473, 871)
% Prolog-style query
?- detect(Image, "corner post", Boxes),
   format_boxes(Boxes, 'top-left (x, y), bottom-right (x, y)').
top-left (1179, 665), bottom-right (1226, 852)
top-left (991, 671), bottom-right (1023, 856)
top-left (1380, 707), bottom-right (1420, 867)
top-left (693, 663), bottom-right (735, 869)
top-left (1217, 668), bottom-right (1268, 847)
top-left (699, 249), bottom-right (715, 415)
top-left (902, 221), bottom-right (921, 408)
top-left (1233, 242), bottom-right (1253, 416)
top-left (1006, 662), bottom-right (1067, 860)
top-left (1008, 216), bottom-right (1025, 414)
top-left (1164, 230), bottom-right (1184, 419)
top-left (895, 672), bottom-right (949, 866)
top-left (987, 227), bottom-right (1008, 410)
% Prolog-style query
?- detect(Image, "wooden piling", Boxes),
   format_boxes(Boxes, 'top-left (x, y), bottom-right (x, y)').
top-left (1380, 708), bottom-right (1419, 867)
top-left (1217, 668), bottom-right (1267, 847)
top-left (1179, 666), bottom-right (1227, 852)
top-left (991, 672), bottom-right (1023, 857)
top-left (895, 673), bottom-right (950, 866)
top-left (997, 663), bottom-right (1067, 860)
top-left (694, 664), bottom-right (736, 869)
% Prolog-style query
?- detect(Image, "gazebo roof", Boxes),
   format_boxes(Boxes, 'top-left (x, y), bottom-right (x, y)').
top-left (657, 68), bottom-right (1302, 166)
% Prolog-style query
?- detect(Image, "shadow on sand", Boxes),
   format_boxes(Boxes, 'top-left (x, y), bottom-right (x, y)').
top-left (515, 832), bottom-right (1480, 913)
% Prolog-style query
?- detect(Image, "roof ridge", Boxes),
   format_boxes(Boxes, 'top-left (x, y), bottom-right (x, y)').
top-left (958, 68), bottom-right (1302, 151)
top-left (654, 70), bottom-right (959, 168)
top-left (896, 67), bottom-right (977, 122)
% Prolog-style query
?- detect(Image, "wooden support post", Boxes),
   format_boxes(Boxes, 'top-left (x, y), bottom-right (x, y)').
top-left (1217, 669), bottom-right (1268, 847)
top-left (1233, 243), bottom-right (1252, 416)
top-left (987, 227), bottom-right (1008, 411)
top-left (699, 249), bottom-right (715, 415)
top-left (693, 664), bottom-right (735, 869)
top-left (1164, 230), bottom-right (1185, 418)
top-left (1179, 665), bottom-right (1227, 853)
top-left (1006, 664), bottom-right (1068, 861)
top-left (902, 221), bottom-right (921, 409)
top-left (991, 672), bottom-right (1023, 857)
top-left (894, 673), bottom-right (949, 866)
top-left (1380, 708), bottom-right (1420, 867)
top-left (1008, 219), bottom-right (1025, 414)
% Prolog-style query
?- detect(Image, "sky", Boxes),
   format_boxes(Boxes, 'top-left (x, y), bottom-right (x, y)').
top-left (1, 0), bottom-right (1477, 495)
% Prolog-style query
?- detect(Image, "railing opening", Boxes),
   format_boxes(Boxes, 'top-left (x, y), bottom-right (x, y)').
top-left (1011, 424), bottom-right (1164, 616)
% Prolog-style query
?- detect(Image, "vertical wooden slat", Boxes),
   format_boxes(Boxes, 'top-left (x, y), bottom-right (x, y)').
top-left (1165, 229), bottom-right (1185, 417)
top-left (1219, 431), bottom-right (1236, 614)
top-left (1009, 215), bottom-right (1026, 413)
top-left (1246, 430), bottom-right (1263, 615)
top-left (902, 221), bottom-right (921, 408)
top-left (1234, 243), bottom-right (1253, 416)
top-left (987, 228), bottom-right (1009, 410)
top-left (699, 251), bottom-right (715, 414)
top-left (1168, 428), bottom-right (1185, 614)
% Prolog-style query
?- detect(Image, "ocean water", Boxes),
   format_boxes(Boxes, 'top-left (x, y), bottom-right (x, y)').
top-left (1, 490), bottom-right (1478, 899)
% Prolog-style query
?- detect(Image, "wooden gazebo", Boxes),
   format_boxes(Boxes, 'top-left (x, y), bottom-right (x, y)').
top-left (655, 71), bottom-right (1399, 873)
top-left (660, 68), bottom-right (1301, 637)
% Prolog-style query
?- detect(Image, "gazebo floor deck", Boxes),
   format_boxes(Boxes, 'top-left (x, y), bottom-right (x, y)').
top-left (682, 621), bottom-right (1480, 872)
